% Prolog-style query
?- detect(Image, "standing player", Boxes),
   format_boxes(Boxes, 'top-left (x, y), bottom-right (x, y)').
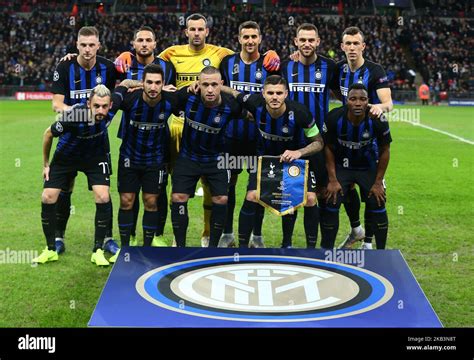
top-left (51, 26), bottom-right (119, 255)
top-left (221, 75), bottom-right (324, 248)
top-left (115, 26), bottom-right (176, 247)
top-left (218, 21), bottom-right (280, 248)
top-left (111, 64), bottom-right (175, 248)
top-left (281, 23), bottom-right (338, 248)
top-left (336, 26), bottom-right (393, 249)
top-left (170, 66), bottom-right (245, 248)
top-left (34, 85), bottom-right (115, 266)
top-left (324, 83), bottom-right (391, 250)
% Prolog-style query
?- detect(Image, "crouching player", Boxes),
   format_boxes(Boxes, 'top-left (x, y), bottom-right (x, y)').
top-left (34, 85), bottom-right (116, 266)
top-left (323, 83), bottom-right (391, 249)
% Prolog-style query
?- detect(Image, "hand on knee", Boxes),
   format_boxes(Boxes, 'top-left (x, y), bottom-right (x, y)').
top-left (212, 195), bottom-right (228, 205)
top-left (245, 191), bottom-right (257, 202)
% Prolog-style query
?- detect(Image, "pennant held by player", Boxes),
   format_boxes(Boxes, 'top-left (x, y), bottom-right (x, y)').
top-left (256, 156), bottom-right (308, 216)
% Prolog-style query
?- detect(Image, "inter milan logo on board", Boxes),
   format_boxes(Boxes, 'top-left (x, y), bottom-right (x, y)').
top-left (135, 256), bottom-right (394, 322)
top-left (203, 59), bottom-right (211, 66)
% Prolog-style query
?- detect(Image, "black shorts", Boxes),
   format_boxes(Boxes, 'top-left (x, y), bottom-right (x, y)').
top-left (44, 155), bottom-right (110, 190)
top-left (223, 137), bottom-right (257, 175)
top-left (172, 156), bottom-right (230, 196)
top-left (336, 166), bottom-right (386, 204)
top-left (309, 152), bottom-right (328, 189)
top-left (247, 161), bottom-right (317, 192)
top-left (117, 161), bottom-right (167, 194)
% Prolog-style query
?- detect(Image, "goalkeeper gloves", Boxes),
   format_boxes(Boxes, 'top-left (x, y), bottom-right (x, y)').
top-left (114, 51), bottom-right (134, 73)
top-left (262, 50), bottom-right (280, 72)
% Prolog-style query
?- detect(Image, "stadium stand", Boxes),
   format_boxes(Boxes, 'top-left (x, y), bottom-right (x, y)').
top-left (0, 0), bottom-right (472, 101)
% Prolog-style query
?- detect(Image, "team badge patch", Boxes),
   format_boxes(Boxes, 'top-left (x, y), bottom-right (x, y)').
top-left (255, 70), bottom-right (263, 80)
top-left (315, 71), bottom-right (322, 80)
top-left (203, 58), bottom-right (211, 66)
top-left (55, 122), bottom-right (63, 133)
top-left (96, 76), bottom-right (102, 84)
top-left (53, 71), bottom-right (59, 82)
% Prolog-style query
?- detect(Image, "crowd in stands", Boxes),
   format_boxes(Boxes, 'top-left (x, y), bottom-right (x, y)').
top-left (0, 4), bottom-right (472, 97)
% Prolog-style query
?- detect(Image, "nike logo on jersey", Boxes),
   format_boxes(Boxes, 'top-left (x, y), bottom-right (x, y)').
top-left (177, 60), bottom-right (185, 64)
top-left (291, 73), bottom-right (298, 77)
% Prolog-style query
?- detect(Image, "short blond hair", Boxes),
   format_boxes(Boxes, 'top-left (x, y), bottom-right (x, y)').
top-left (89, 85), bottom-right (111, 101)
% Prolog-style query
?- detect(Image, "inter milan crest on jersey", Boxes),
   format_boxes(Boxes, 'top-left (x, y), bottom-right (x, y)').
top-left (255, 70), bottom-right (263, 80)
top-left (96, 75), bottom-right (102, 84)
top-left (315, 70), bottom-right (322, 80)
top-left (213, 114), bottom-right (221, 124)
top-left (256, 156), bottom-right (308, 216)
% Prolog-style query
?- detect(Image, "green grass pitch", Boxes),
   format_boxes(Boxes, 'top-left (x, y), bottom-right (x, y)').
top-left (0, 101), bottom-right (472, 327)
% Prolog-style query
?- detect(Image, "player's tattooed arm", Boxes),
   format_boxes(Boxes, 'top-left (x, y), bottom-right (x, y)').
top-left (324, 144), bottom-right (343, 204)
top-left (118, 79), bottom-right (143, 89)
top-left (42, 127), bottom-right (54, 180)
top-left (220, 85), bottom-right (241, 98)
top-left (369, 143), bottom-right (390, 206)
top-left (281, 133), bottom-right (324, 162)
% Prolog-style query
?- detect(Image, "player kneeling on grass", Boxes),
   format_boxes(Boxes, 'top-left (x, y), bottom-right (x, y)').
top-left (323, 83), bottom-right (391, 250)
top-left (34, 85), bottom-right (116, 266)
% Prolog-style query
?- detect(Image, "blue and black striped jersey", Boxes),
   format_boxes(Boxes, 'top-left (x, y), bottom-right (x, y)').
top-left (112, 86), bottom-right (175, 167)
top-left (237, 93), bottom-right (318, 156)
top-left (337, 59), bottom-right (389, 105)
top-left (51, 56), bottom-right (117, 106)
top-left (119, 57), bottom-right (176, 85)
top-left (325, 105), bottom-right (392, 170)
top-left (220, 53), bottom-right (276, 142)
top-left (281, 55), bottom-right (337, 132)
top-left (175, 88), bottom-right (243, 163)
top-left (50, 104), bottom-right (113, 160)
top-left (117, 57), bottom-right (176, 139)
